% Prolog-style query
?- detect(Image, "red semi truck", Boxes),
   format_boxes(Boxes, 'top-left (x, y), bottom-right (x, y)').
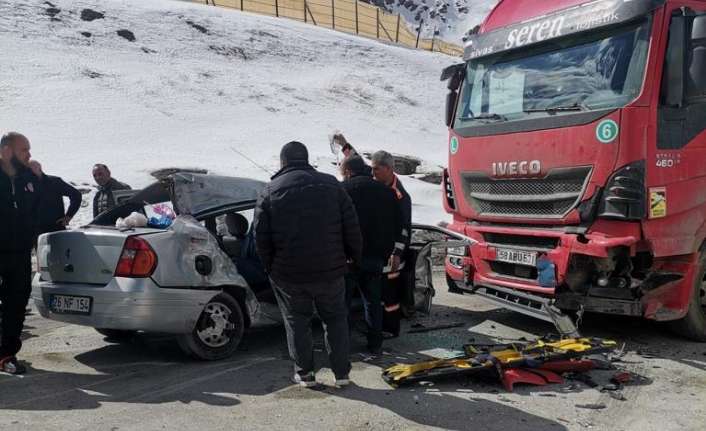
top-left (441, 0), bottom-right (706, 339)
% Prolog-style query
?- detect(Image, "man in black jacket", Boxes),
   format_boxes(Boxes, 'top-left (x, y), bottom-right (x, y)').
top-left (341, 155), bottom-right (401, 354)
top-left (0, 132), bottom-right (40, 374)
top-left (254, 141), bottom-right (362, 388)
top-left (92, 164), bottom-right (131, 218)
top-left (29, 161), bottom-right (82, 235)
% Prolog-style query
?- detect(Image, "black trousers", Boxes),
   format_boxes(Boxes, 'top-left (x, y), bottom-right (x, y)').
top-left (0, 252), bottom-right (32, 357)
top-left (271, 277), bottom-right (351, 379)
top-left (345, 270), bottom-right (384, 350)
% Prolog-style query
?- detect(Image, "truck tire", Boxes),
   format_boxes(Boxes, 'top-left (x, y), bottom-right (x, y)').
top-left (95, 328), bottom-right (137, 342)
top-left (670, 251), bottom-right (706, 341)
top-left (178, 292), bottom-right (245, 360)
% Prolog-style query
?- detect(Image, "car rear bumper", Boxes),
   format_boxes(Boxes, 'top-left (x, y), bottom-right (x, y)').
top-left (31, 275), bottom-right (217, 333)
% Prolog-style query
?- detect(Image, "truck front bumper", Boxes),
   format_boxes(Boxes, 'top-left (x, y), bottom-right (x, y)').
top-left (444, 222), bottom-right (693, 321)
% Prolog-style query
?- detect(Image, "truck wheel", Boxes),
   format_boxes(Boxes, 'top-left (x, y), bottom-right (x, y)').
top-left (670, 252), bottom-right (706, 341)
top-left (95, 328), bottom-right (137, 342)
top-left (178, 292), bottom-right (245, 360)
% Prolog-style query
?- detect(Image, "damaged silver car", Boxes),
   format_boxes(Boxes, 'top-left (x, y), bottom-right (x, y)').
top-left (31, 172), bottom-right (456, 360)
top-left (31, 173), bottom-right (283, 360)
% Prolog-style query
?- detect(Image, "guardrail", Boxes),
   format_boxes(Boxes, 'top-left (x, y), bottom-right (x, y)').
top-left (195, 0), bottom-right (463, 56)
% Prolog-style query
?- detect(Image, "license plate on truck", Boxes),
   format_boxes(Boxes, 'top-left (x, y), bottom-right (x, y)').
top-left (49, 294), bottom-right (92, 315)
top-left (495, 248), bottom-right (537, 266)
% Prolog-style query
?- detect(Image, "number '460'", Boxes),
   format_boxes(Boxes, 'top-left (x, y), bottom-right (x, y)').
top-left (656, 159), bottom-right (675, 168)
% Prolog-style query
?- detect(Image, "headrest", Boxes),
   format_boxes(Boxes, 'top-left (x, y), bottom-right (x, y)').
top-left (225, 213), bottom-right (248, 238)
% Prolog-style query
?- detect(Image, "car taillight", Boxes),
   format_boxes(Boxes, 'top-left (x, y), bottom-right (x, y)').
top-left (115, 236), bottom-right (158, 278)
top-left (598, 160), bottom-right (646, 221)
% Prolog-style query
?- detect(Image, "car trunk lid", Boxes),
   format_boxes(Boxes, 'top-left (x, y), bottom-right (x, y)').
top-left (37, 227), bottom-right (163, 285)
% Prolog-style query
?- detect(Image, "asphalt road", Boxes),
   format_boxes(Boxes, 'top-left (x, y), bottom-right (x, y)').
top-left (1, 273), bottom-right (705, 431)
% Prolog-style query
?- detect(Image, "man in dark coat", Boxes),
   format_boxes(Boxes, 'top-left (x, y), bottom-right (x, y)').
top-left (0, 132), bottom-right (40, 374)
top-left (371, 150), bottom-right (412, 336)
top-left (341, 155), bottom-right (401, 354)
top-left (92, 163), bottom-right (131, 218)
top-left (254, 141), bottom-right (362, 388)
top-left (29, 160), bottom-right (82, 235)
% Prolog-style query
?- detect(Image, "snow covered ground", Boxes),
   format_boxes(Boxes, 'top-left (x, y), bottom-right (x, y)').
top-left (0, 0), bottom-right (456, 226)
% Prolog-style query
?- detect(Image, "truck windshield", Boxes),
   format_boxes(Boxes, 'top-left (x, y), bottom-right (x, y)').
top-left (456, 19), bottom-right (651, 126)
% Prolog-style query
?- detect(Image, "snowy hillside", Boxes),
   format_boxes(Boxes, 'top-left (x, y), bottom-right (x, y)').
top-left (0, 0), bottom-right (456, 226)
top-left (366, 0), bottom-right (497, 43)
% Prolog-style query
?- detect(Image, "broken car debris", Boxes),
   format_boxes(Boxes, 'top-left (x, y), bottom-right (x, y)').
top-left (382, 337), bottom-right (618, 392)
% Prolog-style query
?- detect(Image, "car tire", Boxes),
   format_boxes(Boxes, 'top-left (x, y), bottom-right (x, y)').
top-left (670, 251), bottom-right (706, 341)
top-left (95, 328), bottom-right (137, 342)
top-left (177, 292), bottom-right (245, 360)
top-left (446, 273), bottom-right (464, 294)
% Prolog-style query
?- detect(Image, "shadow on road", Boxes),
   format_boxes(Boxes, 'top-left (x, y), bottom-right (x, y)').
top-left (331, 382), bottom-right (567, 431)
top-left (0, 295), bottom-right (701, 431)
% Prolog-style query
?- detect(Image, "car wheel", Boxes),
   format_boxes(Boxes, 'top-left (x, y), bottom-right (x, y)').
top-left (177, 292), bottom-right (245, 360)
top-left (670, 251), bottom-right (706, 341)
top-left (446, 273), bottom-right (464, 294)
top-left (95, 328), bottom-right (137, 342)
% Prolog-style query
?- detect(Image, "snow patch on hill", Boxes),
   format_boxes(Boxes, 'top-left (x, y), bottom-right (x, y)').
top-left (0, 0), bottom-right (460, 226)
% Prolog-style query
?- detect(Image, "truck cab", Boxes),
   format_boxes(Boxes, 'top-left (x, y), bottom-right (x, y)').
top-left (442, 0), bottom-right (706, 339)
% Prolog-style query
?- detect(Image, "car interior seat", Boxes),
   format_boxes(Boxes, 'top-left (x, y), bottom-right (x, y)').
top-left (220, 213), bottom-right (249, 258)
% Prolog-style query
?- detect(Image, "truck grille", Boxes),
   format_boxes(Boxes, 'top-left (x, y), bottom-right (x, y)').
top-left (483, 233), bottom-right (559, 250)
top-left (461, 167), bottom-right (592, 218)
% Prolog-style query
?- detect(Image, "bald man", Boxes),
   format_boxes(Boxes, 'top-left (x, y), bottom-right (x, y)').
top-left (0, 132), bottom-right (40, 374)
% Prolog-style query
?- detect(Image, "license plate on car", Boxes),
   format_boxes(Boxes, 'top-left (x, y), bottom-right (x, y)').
top-left (49, 295), bottom-right (92, 315)
top-left (495, 248), bottom-right (537, 266)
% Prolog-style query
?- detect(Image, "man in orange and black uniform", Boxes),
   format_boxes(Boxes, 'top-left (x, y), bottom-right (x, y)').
top-left (371, 150), bottom-right (411, 337)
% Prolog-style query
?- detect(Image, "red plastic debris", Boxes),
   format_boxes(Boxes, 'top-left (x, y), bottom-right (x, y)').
top-left (539, 360), bottom-right (595, 373)
top-left (611, 372), bottom-right (632, 384)
top-left (502, 369), bottom-right (549, 392)
top-left (526, 369), bottom-right (564, 384)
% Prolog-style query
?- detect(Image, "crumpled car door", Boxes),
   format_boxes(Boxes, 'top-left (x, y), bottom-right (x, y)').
top-left (409, 224), bottom-right (477, 315)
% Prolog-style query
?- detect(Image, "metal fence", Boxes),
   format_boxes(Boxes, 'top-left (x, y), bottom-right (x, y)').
top-left (195, 0), bottom-right (463, 56)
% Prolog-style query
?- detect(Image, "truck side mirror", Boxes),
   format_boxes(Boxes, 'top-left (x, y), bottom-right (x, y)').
top-left (663, 15), bottom-right (687, 107)
top-left (441, 64), bottom-right (465, 127)
top-left (445, 91), bottom-right (458, 127)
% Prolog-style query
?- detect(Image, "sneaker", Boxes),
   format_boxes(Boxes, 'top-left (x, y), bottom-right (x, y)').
top-left (334, 376), bottom-right (350, 387)
top-left (293, 372), bottom-right (317, 388)
top-left (0, 356), bottom-right (27, 375)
